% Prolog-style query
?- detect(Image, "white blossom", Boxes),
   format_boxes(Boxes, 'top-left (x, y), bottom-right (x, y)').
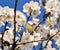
top-left (56, 39), bottom-right (60, 48)
top-left (44, 47), bottom-right (56, 50)
top-left (0, 21), bottom-right (5, 27)
top-left (0, 48), bottom-right (2, 50)
top-left (0, 0), bottom-right (60, 50)
top-left (32, 18), bottom-right (39, 25)
top-left (0, 34), bottom-right (2, 38)
top-left (50, 29), bottom-right (58, 36)
top-left (16, 10), bottom-right (26, 25)
top-left (23, 1), bottom-right (41, 17)
top-left (45, 0), bottom-right (60, 15)
top-left (3, 28), bottom-right (14, 44)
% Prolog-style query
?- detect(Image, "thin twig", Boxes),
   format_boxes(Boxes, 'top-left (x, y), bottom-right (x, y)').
top-left (50, 30), bottom-right (60, 39)
top-left (44, 29), bottom-right (60, 48)
top-left (44, 39), bottom-right (49, 48)
top-left (16, 39), bottom-right (48, 45)
top-left (34, 12), bottom-right (51, 30)
top-left (1, 22), bottom-right (8, 50)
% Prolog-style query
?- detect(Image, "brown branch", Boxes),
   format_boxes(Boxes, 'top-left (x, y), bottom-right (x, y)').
top-left (1, 39), bottom-right (48, 47)
top-left (34, 12), bottom-right (51, 31)
top-left (12, 0), bottom-right (18, 50)
top-left (1, 22), bottom-right (8, 50)
top-left (16, 39), bottom-right (48, 45)
top-left (50, 30), bottom-right (60, 39)
top-left (3, 30), bottom-right (60, 49)
top-left (14, 0), bottom-right (18, 43)
top-left (15, 14), bottom-right (34, 49)
top-left (44, 39), bottom-right (50, 48)
top-left (45, 29), bottom-right (60, 48)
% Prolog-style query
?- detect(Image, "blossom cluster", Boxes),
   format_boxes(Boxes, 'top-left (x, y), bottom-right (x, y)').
top-left (0, 6), bottom-right (26, 26)
top-left (0, 0), bottom-right (60, 50)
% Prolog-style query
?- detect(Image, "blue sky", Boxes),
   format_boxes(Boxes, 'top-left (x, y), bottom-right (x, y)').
top-left (0, 0), bottom-right (39, 11)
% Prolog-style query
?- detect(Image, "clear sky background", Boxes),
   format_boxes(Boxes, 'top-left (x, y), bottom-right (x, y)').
top-left (0, 0), bottom-right (39, 11)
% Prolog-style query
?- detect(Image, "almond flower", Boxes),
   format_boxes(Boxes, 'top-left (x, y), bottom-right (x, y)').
top-left (16, 31), bottom-right (41, 50)
top-left (23, 1), bottom-right (41, 17)
top-left (16, 10), bottom-right (26, 25)
top-left (56, 39), bottom-right (60, 48)
top-left (21, 32), bottom-right (34, 43)
top-left (32, 18), bottom-right (39, 25)
top-left (33, 32), bottom-right (41, 46)
top-left (0, 6), bottom-right (26, 26)
top-left (45, 0), bottom-right (59, 15)
top-left (0, 20), bottom-right (5, 27)
top-left (0, 34), bottom-right (2, 38)
top-left (16, 32), bottom-right (34, 50)
top-left (0, 6), bottom-right (5, 26)
top-left (44, 46), bottom-right (56, 50)
top-left (0, 6), bottom-right (13, 23)
top-left (0, 6), bottom-right (3, 15)
top-left (3, 28), bottom-right (14, 44)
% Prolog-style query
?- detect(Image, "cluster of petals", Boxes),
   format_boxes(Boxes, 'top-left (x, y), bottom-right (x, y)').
top-left (23, 1), bottom-right (41, 17)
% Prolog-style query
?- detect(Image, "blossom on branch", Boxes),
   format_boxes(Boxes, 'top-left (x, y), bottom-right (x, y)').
top-left (23, 1), bottom-right (41, 17)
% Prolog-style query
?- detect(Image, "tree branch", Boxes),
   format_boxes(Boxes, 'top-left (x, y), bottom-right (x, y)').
top-left (1, 22), bottom-right (8, 50)
top-left (44, 29), bottom-right (60, 48)
top-left (12, 0), bottom-right (18, 50)
top-left (34, 12), bottom-right (51, 30)
top-left (16, 39), bottom-right (48, 45)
